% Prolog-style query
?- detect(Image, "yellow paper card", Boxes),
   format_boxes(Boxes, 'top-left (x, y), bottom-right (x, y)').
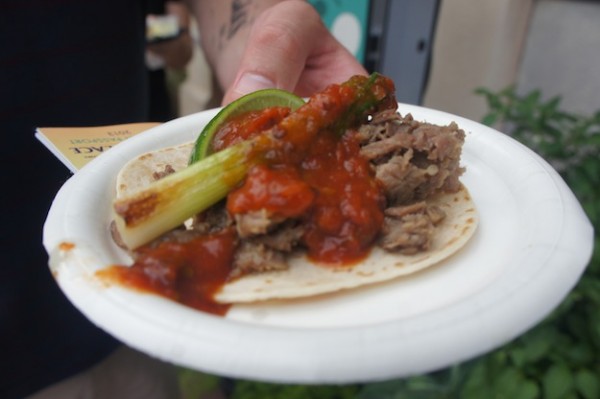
top-left (36, 122), bottom-right (161, 173)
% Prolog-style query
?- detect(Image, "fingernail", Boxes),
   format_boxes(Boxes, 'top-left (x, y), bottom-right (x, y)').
top-left (233, 73), bottom-right (274, 95)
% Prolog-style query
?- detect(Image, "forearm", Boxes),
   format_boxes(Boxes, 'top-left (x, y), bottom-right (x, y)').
top-left (184, 0), bottom-right (365, 105)
top-left (185, 0), bottom-right (289, 90)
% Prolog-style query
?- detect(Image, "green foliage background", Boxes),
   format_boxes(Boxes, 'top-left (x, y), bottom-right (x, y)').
top-left (183, 88), bottom-right (600, 399)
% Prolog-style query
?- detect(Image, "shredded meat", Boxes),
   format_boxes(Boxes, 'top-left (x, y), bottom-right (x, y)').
top-left (225, 111), bottom-right (463, 273)
top-left (128, 110), bottom-right (465, 276)
top-left (252, 221), bottom-right (305, 252)
top-left (230, 241), bottom-right (289, 278)
top-left (191, 202), bottom-right (233, 235)
top-left (359, 132), bottom-right (414, 161)
top-left (233, 209), bottom-right (287, 238)
top-left (229, 219), bottom-right (304, 277)
top-left (425, 204), bottom-right (446, 225)
top-left (380, 213), bottom-right (433, 255)
top-left (379, 202), bottom-right (446, 254)
top-left (358, 112), bottom-right (465, 206)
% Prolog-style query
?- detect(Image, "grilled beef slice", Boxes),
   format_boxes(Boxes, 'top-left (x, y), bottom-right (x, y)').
top-left (133, 111), bottom-right (465, 277)
top-left (357, 111), bottom-right (465, 254)
top-left (358, 112), bottom-right (465, 205)
top-left (224, 111), bottom-right (464, 275)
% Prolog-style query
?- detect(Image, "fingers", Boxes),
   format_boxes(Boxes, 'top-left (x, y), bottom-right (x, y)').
top-left (223, 1), bottom-right (317, 103)
top-left (222, 1), bottom-right (366, 105)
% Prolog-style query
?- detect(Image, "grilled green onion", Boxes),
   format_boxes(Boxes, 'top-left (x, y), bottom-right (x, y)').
top-left (113, 141), bottom-right (254, 249)
top-left (113, 74), bottom-right (396, 249)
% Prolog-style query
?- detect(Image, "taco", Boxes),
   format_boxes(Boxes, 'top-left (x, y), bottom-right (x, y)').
top-left (105, 74), bottom-right (478, 312)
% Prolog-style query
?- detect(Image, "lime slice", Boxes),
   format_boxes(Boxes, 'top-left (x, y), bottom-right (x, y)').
top-left (189, 89), bottom-right (305, 164)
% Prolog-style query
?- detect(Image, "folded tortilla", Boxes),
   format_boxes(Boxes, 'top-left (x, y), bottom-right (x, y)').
top-left (115, 143), bottom-right (478, 303)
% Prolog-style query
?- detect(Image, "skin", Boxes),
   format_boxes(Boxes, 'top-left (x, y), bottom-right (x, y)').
top-left (185, 0), bottom-right (367, 104)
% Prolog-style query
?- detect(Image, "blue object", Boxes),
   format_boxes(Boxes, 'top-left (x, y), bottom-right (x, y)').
top-left (308, 0), bottom-right (370, 63)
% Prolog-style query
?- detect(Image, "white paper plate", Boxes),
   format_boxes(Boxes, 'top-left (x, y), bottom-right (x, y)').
top-left (43, 104), bottom-right (593, 384)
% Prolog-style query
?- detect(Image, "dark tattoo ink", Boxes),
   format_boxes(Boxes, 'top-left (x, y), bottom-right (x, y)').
top-left (217, 0), bottom-right (254, 50)
top-left (228, 0), bottom-right (252, 39)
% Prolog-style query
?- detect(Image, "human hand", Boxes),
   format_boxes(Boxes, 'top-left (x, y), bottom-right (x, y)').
top-left (220, 1), bottom-right (367, 104)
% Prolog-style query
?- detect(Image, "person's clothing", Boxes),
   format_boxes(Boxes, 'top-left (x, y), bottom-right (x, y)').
top-left (148, 66), bottom-right (177, 121)
top-left (0, 1), bottom-right (149, 397)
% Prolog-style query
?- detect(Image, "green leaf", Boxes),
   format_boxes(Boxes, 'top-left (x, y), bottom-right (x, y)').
top-left (459, 360), bottom-right (490, 399)
top-left (581, 157), bottom-right (600, 183)
top-left (566, 312), bottom-right (591, 343)
top-left (567, 168), bottom-right (597, 202)
top-left (481, 112), bottom-right (499, 126)
top-left (475, 87), bottom-right (504, 110)
top-left (525, 90), bottom-right (542, 106)
top-left (471, 85), bottom-right (599, 399)
top-left (543, 363), bottom-right (574, 399)
top-left (542, 96), bottom-right (562, 115)
top-left (509, 347), bottom-right (528, 368)
top-left (232, 381), bottom-right (359, 399)
top-left (493, 367), bottom-right (535, 398)
top-left (404, 375), bottom-right (443, 392)
top-left (586, 134), bottom-right (600, 145)
top-left (564, 342), bottom-right (594, 366)
top-left (575, 368), bottom-right (600, 399)
top-left (578, 278), bottom-right (600, 299)
top-left (511, 380), bottom-right (540, 399)
top-left (589, 309), bottom-right (600, 348)
top-left (519, 325), bottom-right (559, 364)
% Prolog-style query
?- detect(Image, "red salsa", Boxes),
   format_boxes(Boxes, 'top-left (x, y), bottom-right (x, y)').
top-left (105, 78), bottom-right (392, 315)
top-left (100, 229), bottom-right (236, 315)
top-left (227, 128), bottom-right (384, 263)
top-left (300, 131), bottom-right (385, 263)
top-left (211, 107), bottom-right (290, 152)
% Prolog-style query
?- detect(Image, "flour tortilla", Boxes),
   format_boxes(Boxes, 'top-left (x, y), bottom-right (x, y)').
top-left (116, 141), bottom-right (194, 198)
top-left (116, 144), bottom-right (478, 304)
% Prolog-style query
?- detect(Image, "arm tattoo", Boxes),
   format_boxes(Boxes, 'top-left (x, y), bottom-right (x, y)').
top-left (228, 0), bottom-right (252, 39)
top-left (217, 0), bottom-right (254, 51)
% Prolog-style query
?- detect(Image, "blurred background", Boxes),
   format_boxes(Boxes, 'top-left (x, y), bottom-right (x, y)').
top-left (143, 2), bottom-right (600, 397)
top-left (47, 1), bottom-right (596, 397)
top-left (171, 0), bottom-right (600, 121)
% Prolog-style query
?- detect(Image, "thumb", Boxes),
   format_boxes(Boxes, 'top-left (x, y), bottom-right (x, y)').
top-left (223, 72), bottom-right (279, 105)
top-left (221, 1), bottom-right (323, 105)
